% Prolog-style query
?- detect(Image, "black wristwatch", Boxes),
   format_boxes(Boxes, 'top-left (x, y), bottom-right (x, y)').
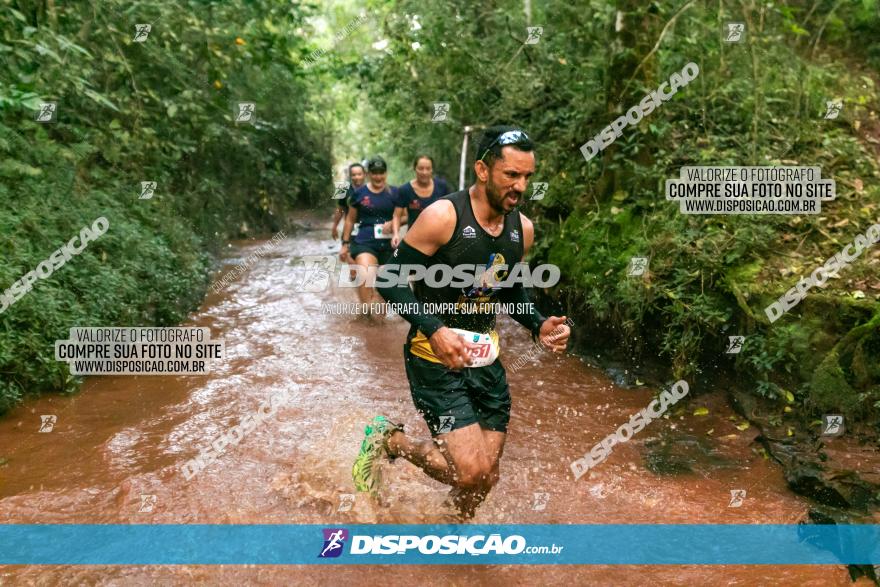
top-left (342, 239), bottom-right (350, 245)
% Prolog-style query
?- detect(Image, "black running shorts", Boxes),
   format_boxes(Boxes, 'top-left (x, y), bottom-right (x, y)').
top-left (350, 243), bottom-right (393, 265)
top-left (403, 343), bottom-right (511, 436)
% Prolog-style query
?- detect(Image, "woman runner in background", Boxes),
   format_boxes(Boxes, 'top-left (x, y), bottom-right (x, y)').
top-left (331, 162), bottom-right (365, 241)
top-left (391, 155), bottom-right (449, 247)
top-left (340, 156), bottom-right (398, 313)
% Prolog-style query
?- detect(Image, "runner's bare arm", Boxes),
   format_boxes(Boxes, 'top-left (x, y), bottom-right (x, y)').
top-left (392, 206), bottom-right (403, 244)
top-left (520, 212), bottom-right (534, 255)
top-left (501, 212), bottom-right (570, 352)
top-left (391, 205), bottom-right (409, 247)
top-left (340, 206), bottom-right (357, 261)
top-left (401, 200), bottom-right (456, 255)
top-left (331, 206), bottom-right (344, 239)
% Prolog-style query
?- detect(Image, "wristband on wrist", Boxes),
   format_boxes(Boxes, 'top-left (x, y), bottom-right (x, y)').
top-left (342, 239), bottom-right (350, 245)
top-left (496, 281), bottom-right (547, 340)
top-left (530, 316), bottom-right (547, 340)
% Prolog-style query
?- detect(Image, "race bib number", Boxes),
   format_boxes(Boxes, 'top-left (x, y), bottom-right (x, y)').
top-left (373, 224), bottom-right (391, 239)
top-left (450, 328), bottom-right (499, 368)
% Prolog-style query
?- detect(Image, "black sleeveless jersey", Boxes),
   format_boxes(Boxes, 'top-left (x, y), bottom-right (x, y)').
top-left (410, 189), bottom-right (524, 337)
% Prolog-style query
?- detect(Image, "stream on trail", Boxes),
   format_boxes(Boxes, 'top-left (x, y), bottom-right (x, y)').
top-left (0, 222), bottom-right (857, 585)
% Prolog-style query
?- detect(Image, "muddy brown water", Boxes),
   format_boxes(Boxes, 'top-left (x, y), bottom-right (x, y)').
top-left (0, 226), bottom-right (859, 585)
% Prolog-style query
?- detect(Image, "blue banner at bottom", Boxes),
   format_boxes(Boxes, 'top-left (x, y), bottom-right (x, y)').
top-left (1, 524), bottom-right (878, 564)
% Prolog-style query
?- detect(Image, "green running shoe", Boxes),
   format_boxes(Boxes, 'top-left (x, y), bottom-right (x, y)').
top-left (352, 415), bottom-right (403, 495)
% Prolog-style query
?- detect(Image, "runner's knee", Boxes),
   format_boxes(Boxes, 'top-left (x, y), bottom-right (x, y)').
top-left (452, 458), bottom-right (493, 488)
top-left (486, 466), bottom-right (500, 488)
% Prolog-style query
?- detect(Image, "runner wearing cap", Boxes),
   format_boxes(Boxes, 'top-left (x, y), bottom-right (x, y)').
top-left (340, 156), bottom-right (399, 310)
top-left (351, 127), bottom-right (571, 517)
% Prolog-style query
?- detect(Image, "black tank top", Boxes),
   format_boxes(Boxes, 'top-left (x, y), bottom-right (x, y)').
top-left (410, 189), bottom-right (524, 337)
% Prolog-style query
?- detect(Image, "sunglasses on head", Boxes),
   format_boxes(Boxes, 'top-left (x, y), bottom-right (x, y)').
top-left (479, 130), bottom-right (530, 162)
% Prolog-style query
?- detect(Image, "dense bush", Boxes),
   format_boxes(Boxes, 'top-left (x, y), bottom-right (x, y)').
top-left (0, 0), bottom-right (332, 412)
top-left (353, 0), bottom-right (880, 418)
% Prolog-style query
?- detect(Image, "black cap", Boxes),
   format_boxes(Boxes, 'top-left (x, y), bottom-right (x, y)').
top-left (367, 156), bottom-right (387, 173)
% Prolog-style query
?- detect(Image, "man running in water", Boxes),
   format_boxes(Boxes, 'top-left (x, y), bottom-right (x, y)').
top-left (352, 127), bottom-right (571, 518)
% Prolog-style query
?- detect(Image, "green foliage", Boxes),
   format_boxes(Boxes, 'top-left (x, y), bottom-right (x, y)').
top-left (349, 0), bottom-right (880, 417)
top-left (0, 0), bottom-right (332, 412)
